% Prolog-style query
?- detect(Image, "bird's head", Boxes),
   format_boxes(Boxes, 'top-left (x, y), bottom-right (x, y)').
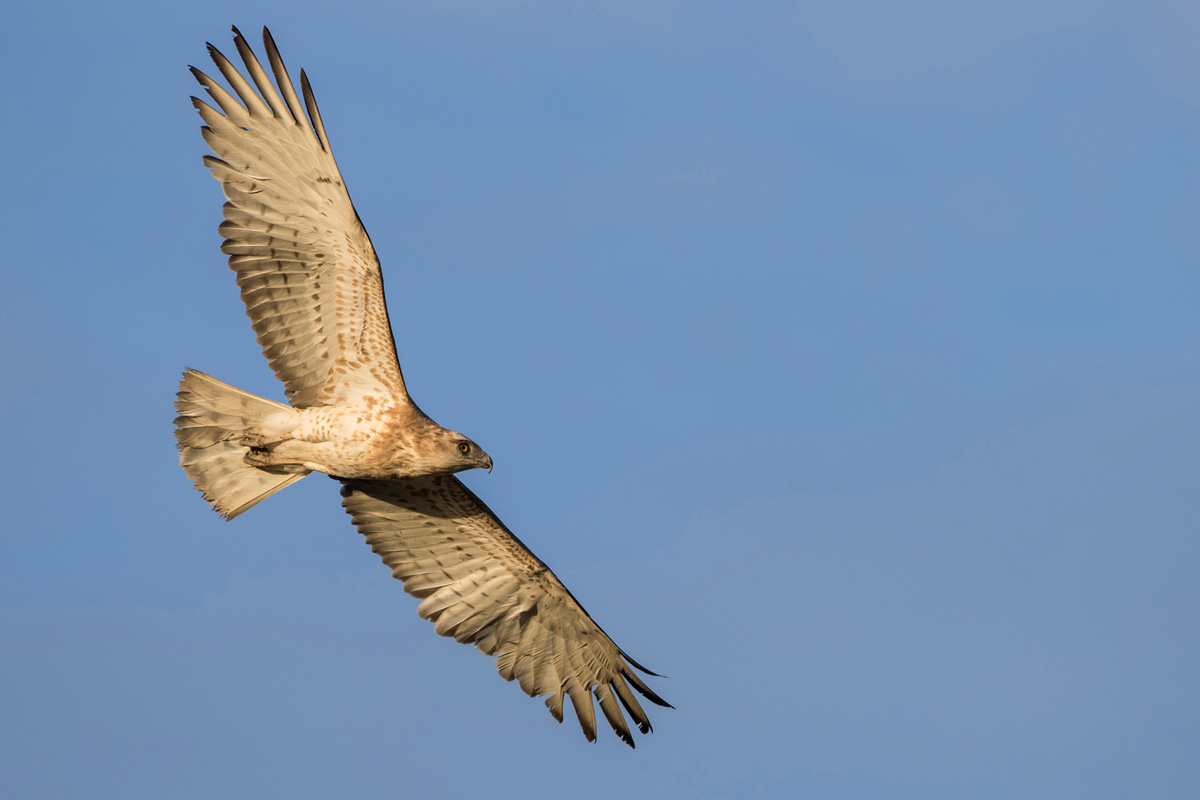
top-left (440, 432), bottom-right (493, 474)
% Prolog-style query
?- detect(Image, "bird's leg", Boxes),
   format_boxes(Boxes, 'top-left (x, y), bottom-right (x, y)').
top-left (239, 412), bottom-right (302, 452)
top-left (243, 443), bottom-right (306, 469)
top-left (240, 428), bottom-right (295, 467)
top-left (243, 447), bottom-right (274, 467)
top-left (239, 431), bottom-right (275, 449)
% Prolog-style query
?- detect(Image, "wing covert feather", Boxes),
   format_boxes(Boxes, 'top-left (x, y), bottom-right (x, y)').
top-left (339, 475), bottom-right (671, 747)
top-left (194, 27), bottom-right (406, 408)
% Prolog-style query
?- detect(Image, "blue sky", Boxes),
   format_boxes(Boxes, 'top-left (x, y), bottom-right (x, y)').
top-left (2, 1), bottom-right (1198, 797)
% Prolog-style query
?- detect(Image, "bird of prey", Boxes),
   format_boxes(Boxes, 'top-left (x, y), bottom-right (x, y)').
top-left (174, 26), bottom-right (670, 747)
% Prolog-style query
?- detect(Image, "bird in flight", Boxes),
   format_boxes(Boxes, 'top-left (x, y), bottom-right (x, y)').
top-left (174, 26), bottom-right (670, 747)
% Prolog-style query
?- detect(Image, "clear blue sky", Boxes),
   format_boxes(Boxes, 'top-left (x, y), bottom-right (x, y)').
top-left (2, 1), bottom-right (1198, 797)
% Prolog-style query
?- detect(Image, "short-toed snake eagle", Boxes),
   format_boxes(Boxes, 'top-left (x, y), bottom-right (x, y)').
top-left (174, 26), bottom-right (669, 747)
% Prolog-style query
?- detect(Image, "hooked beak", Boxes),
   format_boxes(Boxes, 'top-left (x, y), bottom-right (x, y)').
top-left (481, 454), bottom-right (493, 473)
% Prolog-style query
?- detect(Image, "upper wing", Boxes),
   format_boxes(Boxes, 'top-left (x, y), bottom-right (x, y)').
top-left (339, 475), bottom-right (671, 747)
top-left (192, 27), bottom-right (407, 409)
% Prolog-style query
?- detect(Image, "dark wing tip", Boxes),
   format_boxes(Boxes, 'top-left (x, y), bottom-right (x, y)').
top-left (621, 649), bottom-right (667, 678)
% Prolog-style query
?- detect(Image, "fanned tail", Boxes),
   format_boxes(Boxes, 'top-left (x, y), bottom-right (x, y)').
top-left (174, 368), bottom-right (310, 519)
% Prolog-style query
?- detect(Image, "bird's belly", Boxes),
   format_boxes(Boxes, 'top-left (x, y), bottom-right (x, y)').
top-left (271, 406), bottom-right (398, 478)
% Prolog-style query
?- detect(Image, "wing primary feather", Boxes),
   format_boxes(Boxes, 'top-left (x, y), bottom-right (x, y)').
top-left (544, 690), bottom-right (566, 724)
top-left (593, 683), bottom-right (634, 747)
top-left (565, 676), bottom-right (597, 743)
top-left (230, 26), bottom-right (290, 120)
top-left (262, 27), bottom-right (305, 126)
top-left (299, 69), bottom-right (331, 153)
top-left (618, 649), bottom-right (667, 679)
top-left (190, 74), bottom-right (249, 124)
top-left (206, 42), bottom-right (271, 119)
top-left (611, 677), bottom-right (652, 734)
top-left (620, 667), bottom-right (674, 709)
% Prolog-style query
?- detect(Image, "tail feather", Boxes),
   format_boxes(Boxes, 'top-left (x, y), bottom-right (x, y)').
top-left (174, 368), bottom-right (310, 519)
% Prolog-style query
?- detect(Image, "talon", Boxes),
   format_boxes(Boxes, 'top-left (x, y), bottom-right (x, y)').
top-left (240, 433), bottom-right (268, 449)
top-left (244, 449), bottom-right (271, 467)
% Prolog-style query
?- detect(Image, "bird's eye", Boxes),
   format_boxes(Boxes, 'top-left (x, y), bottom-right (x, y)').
top-left (458, 442), bottom-right (471, 454)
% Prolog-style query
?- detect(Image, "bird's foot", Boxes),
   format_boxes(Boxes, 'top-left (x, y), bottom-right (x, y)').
top-left (240, 432), bottom-right (270, 450)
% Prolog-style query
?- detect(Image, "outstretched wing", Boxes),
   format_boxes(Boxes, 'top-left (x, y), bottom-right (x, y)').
top-left (339, 476), bottom-right (671, 747)
top-left (192, 27), bottom-right (407, 409)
